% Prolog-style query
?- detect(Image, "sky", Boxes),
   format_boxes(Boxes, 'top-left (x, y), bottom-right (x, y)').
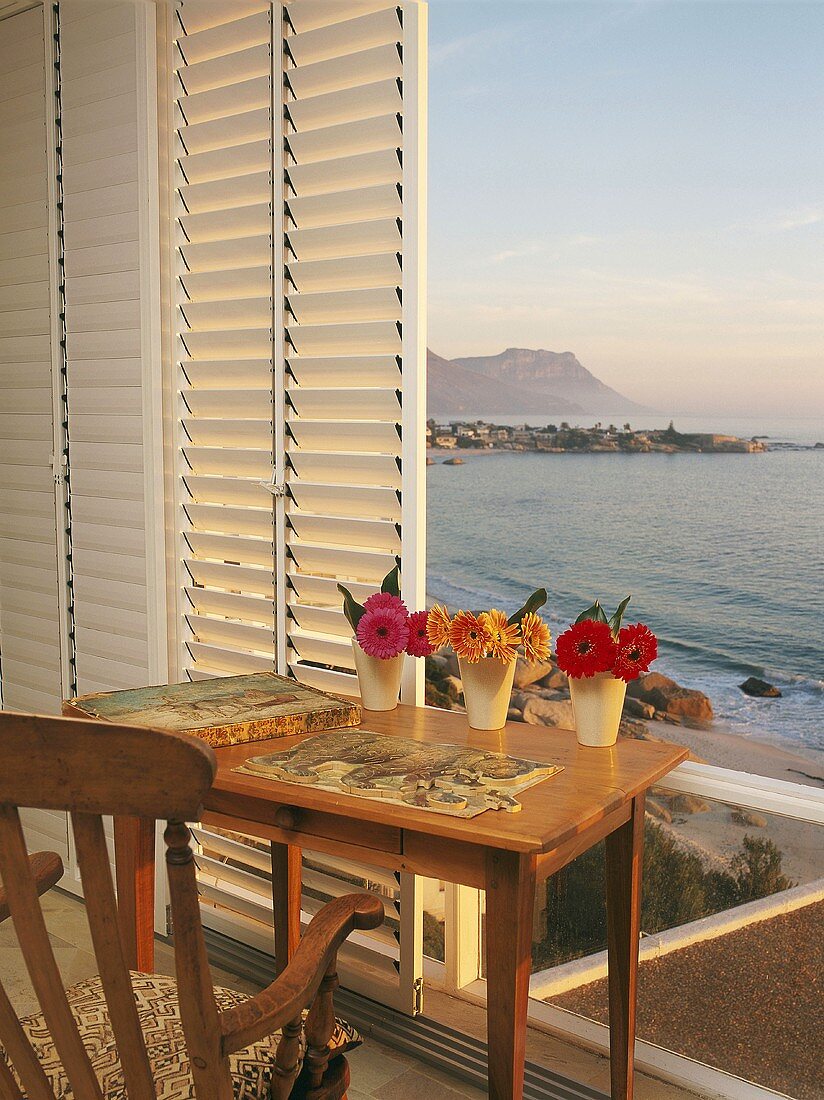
top-left (426, 1), bottom-right (824, 416)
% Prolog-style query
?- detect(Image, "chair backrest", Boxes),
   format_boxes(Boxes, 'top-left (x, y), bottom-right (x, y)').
top-left (0, 713), bottom-right (225, 1100)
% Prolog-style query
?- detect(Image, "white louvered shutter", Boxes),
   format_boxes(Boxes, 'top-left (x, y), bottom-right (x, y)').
top-left (282, 1), bottom-right (427, 700)
top-left (60, 0), bottom-right (156, 695)
top-left (171, 0), bottom-right (427, 1013)
top-left (0, 3), bottom-right (71, 865)
top-left (174, 0), bottom-right (278, 680)
top-left (0, 5), bottom-right (62, 715)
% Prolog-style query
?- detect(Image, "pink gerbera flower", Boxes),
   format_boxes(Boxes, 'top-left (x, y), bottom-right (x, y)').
top-left (363, 591), bottom-right (408, 616)
top-left (406, 610), bottom-right (433, 657)
top-left (356, 606), bottom-right (410, 659)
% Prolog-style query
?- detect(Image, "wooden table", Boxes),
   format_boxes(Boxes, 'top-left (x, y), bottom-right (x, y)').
top-left (111, 703), bottom-right (686, 1100)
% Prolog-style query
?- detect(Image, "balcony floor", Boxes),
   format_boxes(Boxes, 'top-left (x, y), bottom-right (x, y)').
top-left (0, 889), bottom-right (702, 1099)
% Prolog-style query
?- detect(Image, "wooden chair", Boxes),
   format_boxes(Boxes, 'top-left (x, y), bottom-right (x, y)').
top-left (0, 713), bottom-right (383, 1099)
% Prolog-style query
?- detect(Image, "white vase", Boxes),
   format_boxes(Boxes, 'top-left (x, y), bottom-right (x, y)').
top-left (568, 672), bottom-right (627, 747)
top-left (458, 655), bottom-right (517, 730)
top-left (351, 639), bottom-right (404, 711)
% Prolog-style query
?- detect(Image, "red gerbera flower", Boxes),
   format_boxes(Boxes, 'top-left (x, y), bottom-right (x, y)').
top-left (555, 619), bottom-right (617, 679)
top-left (406, 610), bottom-right (434, 657)
top-left (613, 623), bottom-right (658, 682)
top-left (356, 606), bottom-right (410, 659)
top-left (364, 591), bottom-right (408, 616)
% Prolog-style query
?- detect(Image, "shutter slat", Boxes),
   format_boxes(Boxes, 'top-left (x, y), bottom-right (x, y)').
top-left (177, 42), bottom-right (271, 97)
top-left (289, 481), bottom-right (400, 521)
top-left (183, 446), bottom-right (272, 478)
top-left (181, 265), bottom-right (271, 303)
top-left (287, 147), bottom-right (400, 198)
top-left (177, 9), bottom-right (271, 66)
top-left (179, 106), bottom-right (270, 156)
top-left (287, 419), bottom-right (400, 453)
top-left (287, 217), bottom-right (400, 261)
top-left (185, 531), bottom-right (274, 569)
top-left (288, 627), bottom-right (355, 669)
top-left (289, 513), bottom-right (401, 552)
top-left (288, 571), bottom-right (373, 607)
top-left (288, 113), bottom-right (401, 166)
top-left (287, 252), bottom-right (400, 293)
top-left (180, 201), bottom-right (271, 245)
top-left (187, 640), bottom-right (275, 675)
top-left (185, 558), bottom-right (275, 598)
top-left (288, 182), bottom-right (401, 230)
top-left (180, 235), bottom-right (272, 275)
top-left (183, 417), bottom-right (271, 448)
top-left (287, 319), bottom-right (401, 356)
top-left (287, 285), bottom-right (400, 324)
top-left (184, 474), bottom-right (272, 508)
top-left (178, 138), bottom-right (271, 186)
top-left (288, 386), bottom-right (400, 421)
top-left (289, 542), bottom-right (396, 583)
top-left (185, 586), bottom-right (276, 624)
top-left (183, 297), bottom-right (271, 331)
top-left (185, 502), bottom-right (273, 539)
top-left (179, 74), bottom-right (270, 126)
top-left (183, 358), bottom-right (272, 389)
top-left (289, 77), bottom-right (401, 133)
top-left (285, 2), bottom-right (396, 36)
top-left (180, 172), bottom-right (270, 216)
top-left (289, 450), bottom-right (401, 488)
top-left (186, 612), bottom-right (275, 653)
top-left (287, 8), bottom-right (401, 68)
top-left (289, 660), bottom-right (358, 697)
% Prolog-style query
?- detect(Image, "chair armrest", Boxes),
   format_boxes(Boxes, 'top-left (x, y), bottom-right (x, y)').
top-left (0, 850), bottom-right (63, 923)
top-left (220, 892), bottom-right (383, 1054)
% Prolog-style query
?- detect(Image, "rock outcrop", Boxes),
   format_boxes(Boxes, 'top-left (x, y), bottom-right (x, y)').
top-left (739, 676), bottom-right (782, 698)
top-left (626, 672), bottom-right (713, 723)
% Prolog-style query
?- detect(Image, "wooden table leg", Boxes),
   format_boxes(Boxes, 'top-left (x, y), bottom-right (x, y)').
top-left (605, 794), bottom-right (646, 1100)
top-left (270, 841), bottom-right (301, 976)
top-left (113, 816), bottom-right (155, 973)
top-left (485, 849), bottom-right (537, 1100)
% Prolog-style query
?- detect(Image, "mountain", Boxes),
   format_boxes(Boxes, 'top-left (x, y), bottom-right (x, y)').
top-left (428, 347), bottom-right (647, 417)
top-left (427, 350), bottom-right (584, 417)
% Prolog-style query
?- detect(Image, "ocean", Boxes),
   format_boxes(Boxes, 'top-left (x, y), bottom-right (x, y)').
top-left (426, 415), bottom-right (824, 761)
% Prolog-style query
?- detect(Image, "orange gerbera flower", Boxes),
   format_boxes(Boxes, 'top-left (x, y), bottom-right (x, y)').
top-left (449, 610), bottom-right (491, 663)
top-left (479, 609), bottom-right (520, 663)
top-left (426, 603), bottom-right (452, 652)
top-left (521, 612), bottom-right (551, 663)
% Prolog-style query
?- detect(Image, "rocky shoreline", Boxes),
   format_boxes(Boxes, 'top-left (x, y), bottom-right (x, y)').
top-left (426, 651), bottom-right (716, 742)
top-left (427, 420), bottom-right (771, 454)
top-left (425, 652), bottom-right (824, 883)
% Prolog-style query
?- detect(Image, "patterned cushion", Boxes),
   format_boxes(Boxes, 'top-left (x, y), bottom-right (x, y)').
top-left (3, 971), bottom-right (362, 1100)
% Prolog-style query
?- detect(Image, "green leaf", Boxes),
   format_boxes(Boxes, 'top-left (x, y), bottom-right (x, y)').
top-left (381, 565), bottom-right (401, 597)
top-left (576, 600), bottom-right (608, 625)
top-left (338, 583), bottom-right (366, 631)
top-left (608, 595), bottom-right (632, 638)
top-left (508, 587), bottom-right (548, 626)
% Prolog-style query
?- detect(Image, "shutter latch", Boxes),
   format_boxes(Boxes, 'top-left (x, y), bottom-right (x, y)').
top-left (260, 470), bottom-right (287, 498)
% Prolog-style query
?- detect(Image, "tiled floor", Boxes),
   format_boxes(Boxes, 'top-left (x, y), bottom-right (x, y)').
top-left (0, 889), bottom-right (704, 1099)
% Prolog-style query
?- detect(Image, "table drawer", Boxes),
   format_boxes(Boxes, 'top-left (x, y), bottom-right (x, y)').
top-left (205, 793), bottom-right (402, 855)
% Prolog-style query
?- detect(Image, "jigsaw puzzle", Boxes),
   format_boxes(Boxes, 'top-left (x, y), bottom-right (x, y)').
top-left (236, 730), bottom-right (563, 818)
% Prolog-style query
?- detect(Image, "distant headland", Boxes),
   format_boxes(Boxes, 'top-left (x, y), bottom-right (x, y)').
top-left (427, 420), bottom-right (768, 455)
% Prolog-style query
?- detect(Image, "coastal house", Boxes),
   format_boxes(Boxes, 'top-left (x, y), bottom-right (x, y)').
top-left (0, 3), bottom-right (821, 1100)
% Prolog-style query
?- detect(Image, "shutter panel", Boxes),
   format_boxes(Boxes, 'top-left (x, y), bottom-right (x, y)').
top-left (171, 1), bottom-right (427, 1013)
top-left (282, 1), bottom-right (426, 700)
top-left (174, 0), bottom-right (278, 680)
top-left (60, 0), bottom-right (154, 694)
top-left (0, 3), bottom-right (71, 867)
top-left (0, 5), bottom-right (63, 717)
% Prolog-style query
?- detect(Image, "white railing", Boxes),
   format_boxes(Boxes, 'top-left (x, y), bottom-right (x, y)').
top-left (426, 759), bottom-right (824, 1100)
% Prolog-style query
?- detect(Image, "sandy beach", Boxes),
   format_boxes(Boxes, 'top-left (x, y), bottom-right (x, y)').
top-left (637, 719), bottom-right (824, 884)
top-left (649, 718), bottom-right (824, 787)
